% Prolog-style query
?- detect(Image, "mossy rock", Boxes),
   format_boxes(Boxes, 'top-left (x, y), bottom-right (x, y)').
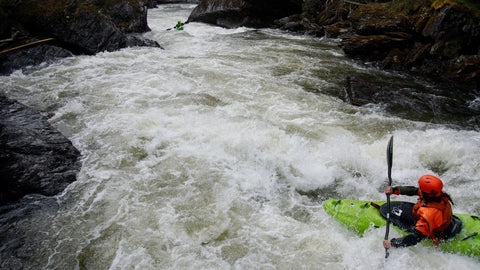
top-left (432, 0), bottom-right (480, 18)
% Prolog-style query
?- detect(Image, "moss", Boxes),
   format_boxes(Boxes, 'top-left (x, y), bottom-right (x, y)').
top-left (356, 2), bottom-right (390, 13)
top-left (432, 0), bottom-right (480, 17)
top-left (388, 0), bottom-right (426, 10)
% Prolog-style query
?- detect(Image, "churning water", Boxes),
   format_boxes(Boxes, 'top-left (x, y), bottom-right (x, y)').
top-left (1, 4), bottom-right (480, 269)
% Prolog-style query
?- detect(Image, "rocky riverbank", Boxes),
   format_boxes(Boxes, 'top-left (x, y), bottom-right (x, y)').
top-left (0, 0), bottom-right (160, 75)
top-left (189, 0), bottom-right (480, 91)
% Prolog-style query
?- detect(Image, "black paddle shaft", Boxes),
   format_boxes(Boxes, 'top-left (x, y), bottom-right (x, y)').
top-left (384, 136), bottom-right (393, 258)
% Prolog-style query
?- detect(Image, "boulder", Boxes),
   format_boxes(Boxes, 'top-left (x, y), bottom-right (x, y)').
top-left (341, 34), bottom-right (410, 60)
top-left (0, 96), bottom-right (81, 205)
top-left (0, 0), bottom-right (160, 75)
top-left (347, 2), bottom-right (410, 35)
top-left (0, 41), bottom-right (73, 75)
top-left (343, 76), bottom-right (480, 125)
top-left (188, 0), bottom-right (302, 28)
top-left (274, 14), bottom-right (324, 36)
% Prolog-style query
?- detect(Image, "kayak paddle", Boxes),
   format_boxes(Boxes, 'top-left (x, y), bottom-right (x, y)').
top-left (384, 136), bottom-right (393, 258)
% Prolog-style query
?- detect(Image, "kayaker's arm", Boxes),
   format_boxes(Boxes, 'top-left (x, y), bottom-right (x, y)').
top-left (390, 230), bottom-right (425, 247)
top-left (386, 186), bottom-right (418, 196)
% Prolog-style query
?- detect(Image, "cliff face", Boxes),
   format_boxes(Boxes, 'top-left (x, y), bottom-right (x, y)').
top-left (0, 0), bottom-right (159, 75)
top-left (339, 1), bottom-right (480, 88)
top-left (302, 0), bottom-right (480, 89)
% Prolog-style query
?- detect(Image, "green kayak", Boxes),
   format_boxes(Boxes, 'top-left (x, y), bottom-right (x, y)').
top-left (323, 198), bottom-right (480, 258)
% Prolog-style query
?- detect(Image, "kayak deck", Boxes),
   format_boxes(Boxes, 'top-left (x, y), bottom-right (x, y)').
top-left (323, 199), bottom-right (480, 258)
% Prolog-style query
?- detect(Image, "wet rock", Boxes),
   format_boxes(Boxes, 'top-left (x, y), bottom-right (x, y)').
top-left (340, 2), bottom-right (414, 61)
top-left (343, 76), bottom-right (480, 125)
top-left (102, 1), bottom-right (150, 34)
top-left (0, 194), bottom-right (60, 269)
top-left (188, 0), bottom-right (302, 28)
top-left (323, 21), bottom-right (351, 38)
top-left (0, 96), bottom-right (81, 205)
top-left (348, 3), bottom-right (410, 35)
top-left (274, 14), bottom-right (324, 36)
top-left (187, 0), bottom-right (247, 29)
top-left (0, 41), bottom-right (73, 75)
top-left (0, 0), bottom-right (160, 75)
top-left (341, 34), bottom-right (410, 61)
top-left (338, 2), bottom-right (480, 89)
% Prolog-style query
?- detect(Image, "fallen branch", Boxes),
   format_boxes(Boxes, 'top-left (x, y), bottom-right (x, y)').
top-left (0, 38), bottom-right (55, 54)
top-left (342, 0), bottom-right (365, 6)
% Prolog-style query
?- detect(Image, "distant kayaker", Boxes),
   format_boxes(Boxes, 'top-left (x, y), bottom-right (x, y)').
top-left (383, 175), bottom-right (461, 248)
top-left (174, 20), bottom-right (184, 31)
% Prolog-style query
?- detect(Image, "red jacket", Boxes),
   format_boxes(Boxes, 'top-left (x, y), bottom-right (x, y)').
top-left (412, 194), bottom-right (453, 238)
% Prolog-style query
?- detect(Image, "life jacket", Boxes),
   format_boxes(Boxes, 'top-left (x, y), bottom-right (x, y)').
top-left (412, 193), bottom-right (453, 242)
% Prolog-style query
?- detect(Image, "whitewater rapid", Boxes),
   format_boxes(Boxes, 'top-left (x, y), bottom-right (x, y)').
top-left (1, 4), bottom-right (480, 269)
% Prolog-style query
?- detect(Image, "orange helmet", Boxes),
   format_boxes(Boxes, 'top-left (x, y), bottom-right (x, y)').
top-left (418, 175), bottom-right (443, 197)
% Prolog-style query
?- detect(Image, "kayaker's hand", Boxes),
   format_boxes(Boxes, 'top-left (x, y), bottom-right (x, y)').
top-left (383, 239), bottom-right (392, 249)
top-left (385, 186), bottom-right (393, 195)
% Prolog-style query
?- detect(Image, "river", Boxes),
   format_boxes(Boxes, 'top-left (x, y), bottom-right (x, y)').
top-left (1, 4), bottom-right (480, 269)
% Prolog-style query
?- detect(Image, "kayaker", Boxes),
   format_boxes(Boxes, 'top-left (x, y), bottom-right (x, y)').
top-left (174, 20), bottom-right (184, 31)
top-left (383, 175), bottom-right (461, 248)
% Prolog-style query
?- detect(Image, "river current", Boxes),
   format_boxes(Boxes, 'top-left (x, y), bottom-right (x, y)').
top-left (1, 4), bottom-right (480, 269)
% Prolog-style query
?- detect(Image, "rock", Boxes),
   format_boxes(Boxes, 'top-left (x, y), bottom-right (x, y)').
top-left (0, 41), bottom-right (73, 75)
top-left (188, 0), bottom-right (302, 28)
top-left (348, 3), bottom-right (410, 35)
top-left (0, 96), bottom-right (81, 205)
top-left (0, 0), bottom-right (160, 75)
top-left (341, 34), bottom-right (410, 60)
top-left (422, 5), bottom-right (480, 57)
top-left (343, 76), bottom-right (480, 125)
top-left (4, 0), bottom-right (153, 53)
top-left (302, 0), bottom-right (327, 21)
top-left (323, 21), bottom-right (351, 38)
top-left (321, 1), bottom-right (480, 89)
top-left (274, 14), bottom-right (324, 36)
top-left (0, 194), bottom-right (60, 269)
top-left (104, 0), bottom-right (150, 33)
top-left (188, 0), bottom-right (247, 29)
